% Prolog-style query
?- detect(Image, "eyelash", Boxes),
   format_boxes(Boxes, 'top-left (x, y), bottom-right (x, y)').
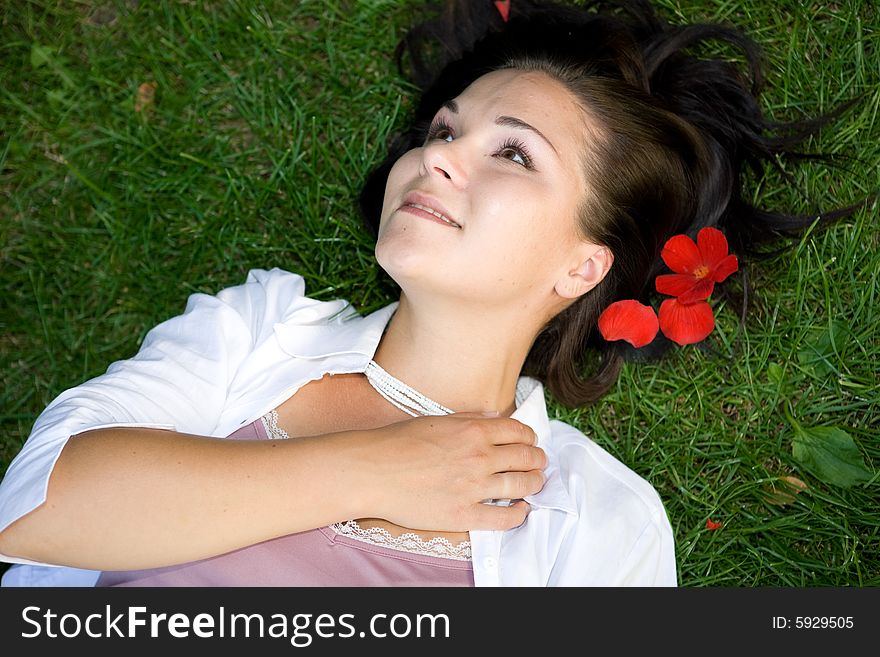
top-left (425, 118), bottom-right (535, 170)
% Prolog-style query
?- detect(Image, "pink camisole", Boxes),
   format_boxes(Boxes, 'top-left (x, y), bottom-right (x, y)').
top-left (95, 417), bottom-right (474, 587)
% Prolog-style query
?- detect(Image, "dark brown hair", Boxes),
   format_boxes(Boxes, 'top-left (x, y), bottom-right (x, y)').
top-left (359, 0), bottom-right (868, 408)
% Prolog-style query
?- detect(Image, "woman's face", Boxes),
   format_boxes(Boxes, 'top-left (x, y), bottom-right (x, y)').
top-left (376, 68), bottom-right (600, 311)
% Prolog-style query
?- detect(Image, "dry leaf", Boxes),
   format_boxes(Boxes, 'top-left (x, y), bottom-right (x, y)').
top-left (135, 81), bottom-right (157, 113)
top-left (764, 475), bottom-right (809, 506)
top-left (781, 476), bottom-right (808, 493)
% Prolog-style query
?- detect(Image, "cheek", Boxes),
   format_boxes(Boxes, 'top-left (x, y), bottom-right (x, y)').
top-left (379, 150), bottom-right (421, 224)
top-left (480, 187), bottom-right (577, 259)
top-left (374, 153), bottom-right (425, 274)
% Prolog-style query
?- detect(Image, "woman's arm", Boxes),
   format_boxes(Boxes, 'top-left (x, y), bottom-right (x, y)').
top-left (0, 414), bottom-right (543, 571)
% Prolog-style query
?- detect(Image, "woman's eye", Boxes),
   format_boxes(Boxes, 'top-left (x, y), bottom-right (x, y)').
top-left (427, 120), bottom-right (454, 143)
top-left (497, 138), bottom-right (534, 169)
top-left (500, 147), bottom-right (526, 166)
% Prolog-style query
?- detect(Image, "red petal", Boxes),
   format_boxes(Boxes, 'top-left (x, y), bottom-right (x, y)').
top-left (658, 298), bottom-right (715, 345)
top-left (705, 518), bottom-right (723, 530)
top-left (655, 273), bottom-right (696, 297)
top-left (696, 227), bottom-right (729, 269)
top-left (597, 300), bottom-right (659, 348)
top-left (676, 278), bottom-right (714, 305)
top-left (494, 0), bottom-right (510, 22)
top-left (657, 274), bottom-right (714, 303)
top-left (712, 254), bottom-right (738, 283)
top-left (661, 234), bottom-right (702, 274)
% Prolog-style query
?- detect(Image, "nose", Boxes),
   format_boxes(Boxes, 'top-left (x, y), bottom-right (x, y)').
top-left (419, 140), bottom-right (467, 186)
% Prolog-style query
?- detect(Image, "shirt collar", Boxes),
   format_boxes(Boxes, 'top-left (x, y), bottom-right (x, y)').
top-left (511, 379), bottom-right (577, 515)
top-left (274, 299), bottom-right (576, 516)
top-left (273, 299), bottom-right (399, 361)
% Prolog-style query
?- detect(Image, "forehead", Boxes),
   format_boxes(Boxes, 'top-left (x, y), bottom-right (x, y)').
top-left (459, 67), bottom-right (576, 107)
top-left (453, 68), bottom-right (588, 159)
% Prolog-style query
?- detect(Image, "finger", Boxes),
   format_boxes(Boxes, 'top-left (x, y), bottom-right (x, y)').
top-left (444, 413), bottom-right (537, 446)
top-left (468, 499), bottom-right (531, 531)
top-left (488, 470), bottom-right (546, 500)
top-left (488, 443), bottom-right (547, 472)
top-left (480, 417), bottom-right (538, 446)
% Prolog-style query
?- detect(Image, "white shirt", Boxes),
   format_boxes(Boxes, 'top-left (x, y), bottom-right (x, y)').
top-left (0, 268), bottom-right (677, 587)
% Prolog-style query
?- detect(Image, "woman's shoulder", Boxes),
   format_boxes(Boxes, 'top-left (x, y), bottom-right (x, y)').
top-left (545, 419), bottom-right (668, 520)
top-left (212, 267), bottom-right (308, 314)
top-left (196, 268), bottom-right (360, 341)
top-left (541, 419), bottom-right (676, 585)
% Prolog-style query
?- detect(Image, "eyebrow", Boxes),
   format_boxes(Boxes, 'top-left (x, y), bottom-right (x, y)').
top-left (442, 99), bottom-right (560, 155)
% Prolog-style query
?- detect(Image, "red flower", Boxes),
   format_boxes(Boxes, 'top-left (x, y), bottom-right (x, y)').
top-left (658, 298), bottom-right (715, 346)
top-left (705, 518), bottom-right (723, 531)
top-left (597, 299), bottom-right (659, 347)
top-left (598, 227), bottom-right (738, 348)
top-left (655, 227), bottom-right (738, 304)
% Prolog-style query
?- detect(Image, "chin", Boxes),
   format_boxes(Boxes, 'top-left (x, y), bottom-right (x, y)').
top-left (375, 248), bottom-right (454, 300)
top-left (375, 227), bottom-right (438, 277)
top-left (376, 239), bottom-right (426, 288)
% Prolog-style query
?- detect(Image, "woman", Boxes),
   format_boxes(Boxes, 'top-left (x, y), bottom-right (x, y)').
top-left (0, 0), bottom-right (868, 586)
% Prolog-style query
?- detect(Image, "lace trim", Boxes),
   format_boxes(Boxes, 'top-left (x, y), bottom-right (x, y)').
top-left (261, 409), bottom-right (290, 440)
top-left (261, 404), bottom-right (471, 561)
top-left (330, 520), bottom-right (472, 562)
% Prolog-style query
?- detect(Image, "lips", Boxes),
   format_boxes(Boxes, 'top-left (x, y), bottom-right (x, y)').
top-left (399, 192), bottom-right (461, 229)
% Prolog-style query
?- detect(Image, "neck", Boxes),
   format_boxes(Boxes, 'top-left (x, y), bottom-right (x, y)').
top-left (371, 291), bottom-right (546, 416)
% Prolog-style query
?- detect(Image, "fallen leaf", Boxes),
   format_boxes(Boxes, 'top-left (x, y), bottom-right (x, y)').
top-left (767, 362), bottom-right (784, 386)
top-left (791, 425), bottom-right (872, 488)
top-left (781, 476), bottom-right (808, 492)
top-left (30, 44), bottom-right (76, 87)
top-left (31, 44), bottom-right (53, 68)
top-left (135, 81), bottom-right (157, 113)
top-left (763, 475), bottom-right (809, 506)
top-left (797, 320), bottom-right (850, 378)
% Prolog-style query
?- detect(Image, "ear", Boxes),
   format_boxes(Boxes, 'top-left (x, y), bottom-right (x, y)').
top-left (554, 245), bottom-right (614, 300)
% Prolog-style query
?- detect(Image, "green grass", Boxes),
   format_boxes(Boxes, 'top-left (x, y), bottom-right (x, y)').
top-left (1, 0), bottom-right (877, 586)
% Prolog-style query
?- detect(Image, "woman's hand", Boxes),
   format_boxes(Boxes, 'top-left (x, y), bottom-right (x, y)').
top-left (352, 412), bottom-right (547, 532)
